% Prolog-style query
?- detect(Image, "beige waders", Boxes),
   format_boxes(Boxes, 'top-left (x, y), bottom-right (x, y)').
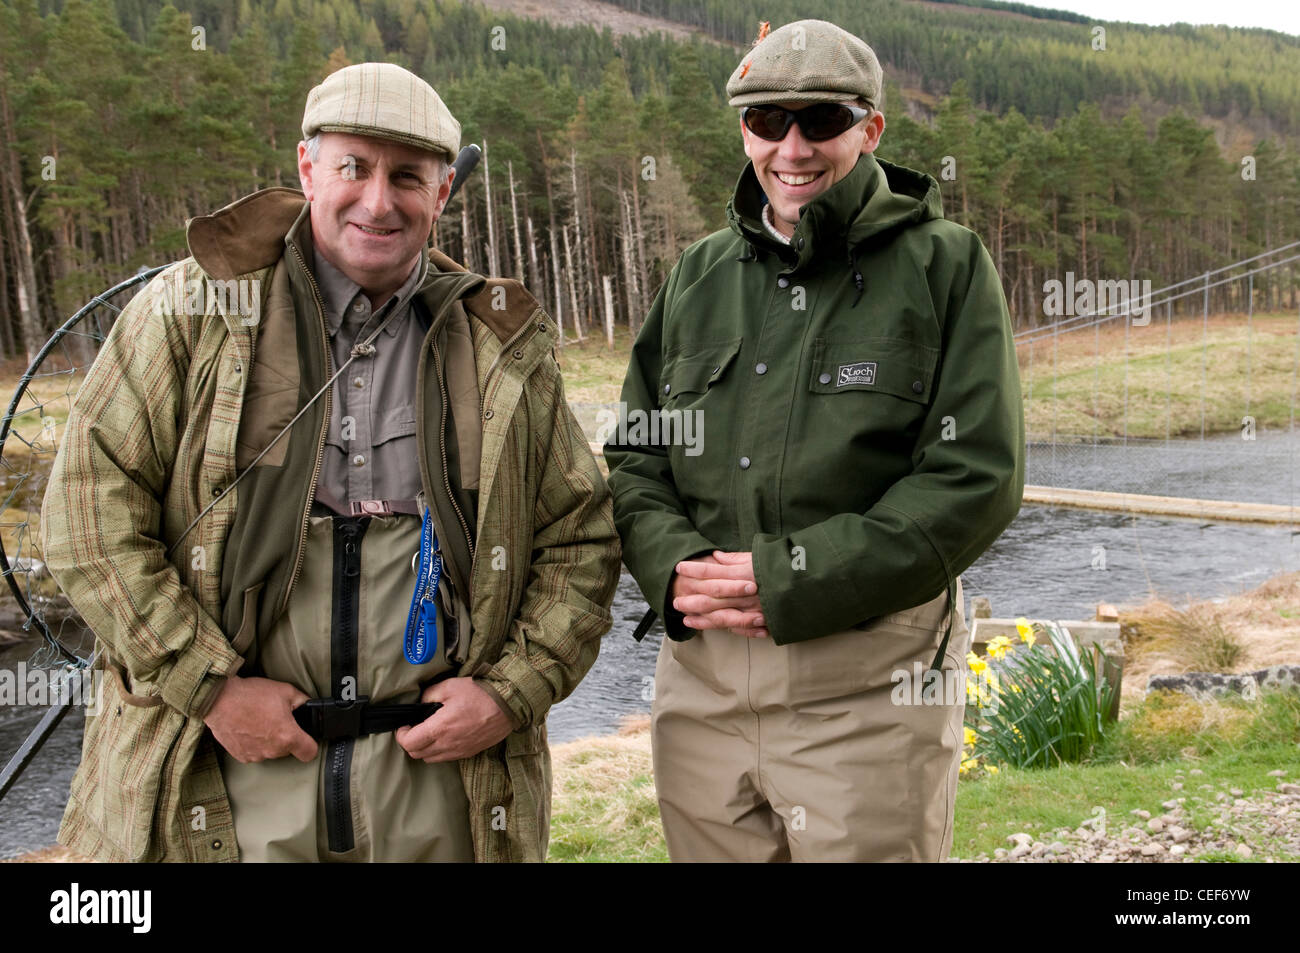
top-left (651, 578), bottom-right (968, 862)
top-left (221, 511), bottom-right (474, 862)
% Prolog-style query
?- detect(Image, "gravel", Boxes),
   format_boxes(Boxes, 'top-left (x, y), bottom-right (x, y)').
top-left (953, 777), bottom-right (1300, 862)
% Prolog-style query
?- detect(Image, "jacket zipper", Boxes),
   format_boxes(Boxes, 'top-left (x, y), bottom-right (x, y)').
top-left (281, 242), bottom-right (333, 615)
top-left (431, 335), bottom-right (475, 565)
top-left (326, 516), bottom-right (365, 854)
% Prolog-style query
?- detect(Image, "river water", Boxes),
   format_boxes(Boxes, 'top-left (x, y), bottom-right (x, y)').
top-left (2, 430), bottom-right (1297, 857)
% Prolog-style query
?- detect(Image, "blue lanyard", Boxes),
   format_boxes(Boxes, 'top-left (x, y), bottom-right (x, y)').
top-left (403, 507), bottom-right (441, 664)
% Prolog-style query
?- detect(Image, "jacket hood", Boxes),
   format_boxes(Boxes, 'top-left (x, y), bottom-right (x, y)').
top-left (726, 153), bottom-right (943, 284)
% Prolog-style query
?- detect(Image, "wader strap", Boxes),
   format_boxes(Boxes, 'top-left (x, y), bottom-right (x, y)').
top-left (928, 574), bottom-right (958, 672)
top-left (293, 697), bottom-right (443, 740)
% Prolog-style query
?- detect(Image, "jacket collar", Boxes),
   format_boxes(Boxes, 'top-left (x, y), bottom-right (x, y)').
top-left (726, 153), bottom-right (943, 272)
top-left (186, 188), bottom-right (552, 350)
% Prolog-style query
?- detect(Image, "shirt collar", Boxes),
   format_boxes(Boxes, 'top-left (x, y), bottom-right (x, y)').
top-left (311, 248), bottom-right (428, 338)
top-left (761, 202), bottom-right (792, 246)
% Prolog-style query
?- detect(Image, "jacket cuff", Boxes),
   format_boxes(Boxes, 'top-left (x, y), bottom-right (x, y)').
top-left (474, 678), bottom-right (525, 731)
top-left (653, 544), bottom-right (717, 643)
top-left (476, 656), bottom-right (545, 729)
top-left (158, 623), bottom-right (244, 718)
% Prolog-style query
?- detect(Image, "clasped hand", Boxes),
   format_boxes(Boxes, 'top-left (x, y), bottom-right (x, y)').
top-left (671, 550), bottom-right (768, 638)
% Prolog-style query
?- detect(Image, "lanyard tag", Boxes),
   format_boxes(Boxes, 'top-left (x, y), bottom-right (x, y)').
top-left (403, 508), bottom-right (441, 664)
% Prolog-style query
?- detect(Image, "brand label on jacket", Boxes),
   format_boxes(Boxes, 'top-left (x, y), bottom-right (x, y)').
top-left (837, 361), bottom-right (877, 386)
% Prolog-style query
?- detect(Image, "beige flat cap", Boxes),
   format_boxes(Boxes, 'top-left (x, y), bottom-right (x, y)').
top-left (726, 20), bottom-right (883, 109)
top-left (302, 62), bottom-right (460, 160)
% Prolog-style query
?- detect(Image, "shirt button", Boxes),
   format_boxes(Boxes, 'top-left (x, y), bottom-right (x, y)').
top-left (233, 363), bottom-right (242, 374)
top-left (352, 301), bottom-right (365, 312)
top-left (818, 373), bottom-right (832, 385)
top-left (795, 237), bottom-right (805, 250)
top-left (352, 454), bottom-right (365, 467)
top-left (777, 277), bottom-right (790, 289)
top-left (755, 363), bottom-right (767, 375)
top-left (912, 380), bottom-right (924, 394)
top-left (663, 384), bottom-right (671, 395)
top-left (513, 349), bottom-right (524, 360)
top-left (739, 456), bottom-right (751, 470)
top-left (353, 376), bottom-right (364, 388)
top-left (484, 409), bottom-right (493, 420)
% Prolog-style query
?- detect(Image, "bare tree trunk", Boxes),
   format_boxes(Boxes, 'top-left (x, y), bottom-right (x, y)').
top-left (482, 139), bottom-right (499, 275)
top-left (549, 222), bottom-right (564, 345)
top-left (562, 223), bottom-right (583, 340)
top-left (525, 215), bottom-right (543, 304)
top-left (568, 149), bottom-right (586, 333)
top-left (619, 190), bottom-right (639, 337)
top-left (630, 173), bottom-right (649, 335)
top-left (602, 275), bottom-right (615, 350)
top-left (507, 160), bottom-right (524, 279)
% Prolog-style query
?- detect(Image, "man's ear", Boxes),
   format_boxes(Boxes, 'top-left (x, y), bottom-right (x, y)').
top-left (740, 115), bottom-right (753, 159)
top-left (861, 111), bottom-right (885, 155)
top-left (432, 165), bottom-right (456, 221)
top-left (297, 141), bottom-right (315, 199)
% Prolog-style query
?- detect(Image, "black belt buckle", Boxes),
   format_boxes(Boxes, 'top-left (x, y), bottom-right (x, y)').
top-left (294, 696), bottom-right (370, 741)
top-left (292, 696), bottom-right (443, 740)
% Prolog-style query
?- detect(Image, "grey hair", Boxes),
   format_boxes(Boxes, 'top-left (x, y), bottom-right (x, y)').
top-left (301, 132), bottom-right (449, 183)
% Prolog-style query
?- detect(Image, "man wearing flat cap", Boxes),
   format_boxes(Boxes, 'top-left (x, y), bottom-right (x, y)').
top-left (607, 20), bottom-right (1024, 861)
top-left (42, 62), bottom-right (619, 862)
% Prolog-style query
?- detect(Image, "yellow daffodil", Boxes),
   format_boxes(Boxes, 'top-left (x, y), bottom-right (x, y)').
top-left (1016, 617), bottom-right (1036, 646)
top-left (986, 764), bottom-right (999, 775)
top-left (964, 726), bottom-right (978, 747)
top-left (987, 635), bottom-right (1013, 660)
top-left (966, 652), bottom-right (987, 675)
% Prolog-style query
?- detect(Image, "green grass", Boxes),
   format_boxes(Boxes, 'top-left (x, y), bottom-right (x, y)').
top-left (1021, 312), bottom-right (1300, 440)
top-left (952, 742), bottom-right (1298, 860)
top-left (546, 690), bottom-right (1300, 862)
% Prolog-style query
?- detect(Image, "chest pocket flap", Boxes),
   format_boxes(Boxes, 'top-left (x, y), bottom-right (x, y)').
top-left (658, 338), bottom-right (742, 404)
top-left (808, 337), bottom-right (939, 403)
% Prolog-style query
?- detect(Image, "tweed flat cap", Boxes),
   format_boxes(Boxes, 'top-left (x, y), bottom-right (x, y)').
top-left (726, 20), bottom-right (883, 109)
top-left (302, 62), bottom-right (460, 160)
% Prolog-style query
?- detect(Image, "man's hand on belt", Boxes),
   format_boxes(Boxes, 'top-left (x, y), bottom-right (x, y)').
top-left (672, 550), bottom-right (768, 638)
top-left (394, 677), bottom-right (513, 763)
top-left (203, 675), bottom-right (320, 763)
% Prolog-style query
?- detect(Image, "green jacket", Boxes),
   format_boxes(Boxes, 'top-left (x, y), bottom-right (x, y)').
top-left (40, 188), bottom-right (620, 862)
top-left (606, 154), bottom-right (1024, 645)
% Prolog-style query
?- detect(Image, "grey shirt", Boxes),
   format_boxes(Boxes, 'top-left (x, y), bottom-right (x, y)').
top-left (313, 249), bottom-right (429, 512)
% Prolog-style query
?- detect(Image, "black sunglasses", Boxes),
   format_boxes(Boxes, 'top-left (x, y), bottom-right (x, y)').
top-left (741, 103), bottom-right (872, 142)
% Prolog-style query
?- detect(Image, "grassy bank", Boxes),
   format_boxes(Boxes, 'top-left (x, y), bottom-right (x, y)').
top-left (546, 693), bottom-right (1299, 863)
top-left (1020, 312), bottom-right (1299, 440)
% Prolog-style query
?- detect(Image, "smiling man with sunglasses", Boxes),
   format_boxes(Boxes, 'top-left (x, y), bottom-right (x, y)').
top-left (606, 20), bottom-right (1024, 861)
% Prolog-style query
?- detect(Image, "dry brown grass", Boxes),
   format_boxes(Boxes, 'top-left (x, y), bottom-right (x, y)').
top-left (1118, 569), bottom-right (1300, 712)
